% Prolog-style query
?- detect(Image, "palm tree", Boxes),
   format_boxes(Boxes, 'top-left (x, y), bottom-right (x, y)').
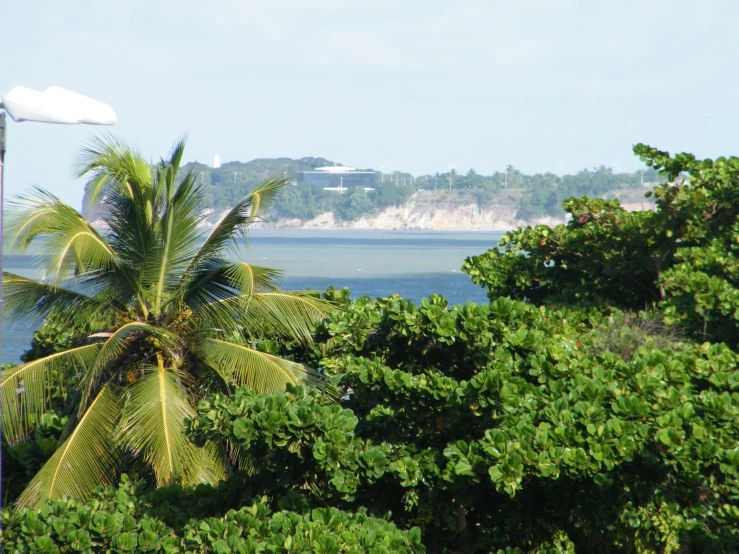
top-left (2, 137), bottom-right (333, 507)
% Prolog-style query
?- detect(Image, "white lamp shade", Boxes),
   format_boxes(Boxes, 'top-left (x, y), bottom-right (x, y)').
top-left (45, 87), bottom-right (117, 125)
top-left (1, 86), bottom-right (116, 125)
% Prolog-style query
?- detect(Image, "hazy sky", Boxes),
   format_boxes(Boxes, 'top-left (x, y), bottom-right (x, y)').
top-left (2, 0), bottom-right (737, 206)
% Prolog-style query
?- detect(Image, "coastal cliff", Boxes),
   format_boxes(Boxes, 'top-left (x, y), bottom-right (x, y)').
top-left (244, 190), bottom-right (654, 231)
top-left (91, 190), bottom-right (654, 232)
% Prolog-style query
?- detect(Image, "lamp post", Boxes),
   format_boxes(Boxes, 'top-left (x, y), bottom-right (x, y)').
top-left (0, 85), bottom-right (116, 508)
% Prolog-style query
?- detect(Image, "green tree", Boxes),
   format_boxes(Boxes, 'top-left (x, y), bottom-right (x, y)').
top-left (373, 180), bottom-right (416, 208)
top-left (187, 294), bottom-right (739, 553)
top-left (463, 196), bottom-right (677, 309)
top-left (464, 144), bottom-right (739, 343)
top-left (635, 145), bottom-right (739, 344)
top-left (337, 187), bottom-right (376, 221)
top-left (1, 137), bottom-right (333, 507)
top-left (273, 184), bottom-right (339, 221)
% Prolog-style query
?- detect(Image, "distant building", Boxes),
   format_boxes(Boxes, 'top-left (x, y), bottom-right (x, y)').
top-left (297, 166), bottom-right (376, 190)
top-left (213, 154), bottom-right (221, 169)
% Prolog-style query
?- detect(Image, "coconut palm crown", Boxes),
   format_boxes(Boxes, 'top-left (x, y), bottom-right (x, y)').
top-left (2, 137), bottom-right (334, 507)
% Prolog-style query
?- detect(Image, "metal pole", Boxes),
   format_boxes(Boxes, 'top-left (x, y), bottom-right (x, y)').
top-left (0, 111), bottom-right (6, 510)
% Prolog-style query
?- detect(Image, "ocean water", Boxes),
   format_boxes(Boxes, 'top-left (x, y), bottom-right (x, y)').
top-left (2, 230), bottom-right (503, 363)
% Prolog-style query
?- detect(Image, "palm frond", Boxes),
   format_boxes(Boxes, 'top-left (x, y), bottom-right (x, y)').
top-left (96, 322), bottom-right (180, 367)
top-left (227, 441), bottom-right (257, 474)
top-left (195, 338), bottom-right (326, 392)
top-left (182, 178), bottom-right (289, 281)
top-left (245, 177), bottom-right (288, 223)
top-left (2, 272), bottom-right (119, 328)
top-left (15, 384), bottom-right (121, 508)
top-left (6, 189), bottom-right (118, 281)
top-left (79, 322), bottom-right (181, 412)
top-left (240, 291), bottom-right (335, 341)
top-left (1, 344), bottom-right (101, 444)
top-left (75, 137), bottom-right (161, 316)
top-left (76, 135), bottom-right (153, 208)
top-left (116, 364), bottom-right (225, 487)
top-left (184, 262), bottom-right (283, 331)
top-left (99, 187), bottom-right (158, 314)
top-left (148, 169), bottom-right (204, 316)
top-left (163, 135), bottom-right (187, 185)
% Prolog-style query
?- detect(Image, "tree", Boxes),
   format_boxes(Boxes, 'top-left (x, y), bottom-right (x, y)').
top-left (336, 187), bottom-right (376, 221)
top-left (463, 196), bottom-right (677, 309)
top-left (463, 144), bottom-right (739, 344)
top-left (186, 294), bottom-right (739, 553)
top-left (273, 184), bottom-right (339, 221)
top-left (1, 137), bottom-right (334, 507)
top-left (373, 179), bottom-right (416, 208)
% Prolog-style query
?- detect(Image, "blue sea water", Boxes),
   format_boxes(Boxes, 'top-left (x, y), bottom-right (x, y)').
top-left (2, 230), bottom-right (503, 363)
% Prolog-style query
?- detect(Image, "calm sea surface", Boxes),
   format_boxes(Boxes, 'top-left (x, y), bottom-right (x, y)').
top-left (2, 230), bottom-right (503, 363)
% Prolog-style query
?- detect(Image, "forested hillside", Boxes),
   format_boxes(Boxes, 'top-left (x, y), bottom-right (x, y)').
top-left (83, 155), bottom-right (659, 224)
top-left (169, 159), bottom-right (663, 223)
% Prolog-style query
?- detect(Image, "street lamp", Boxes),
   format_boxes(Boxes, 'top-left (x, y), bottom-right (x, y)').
top-left (0, 85), bottom-right (116, 507)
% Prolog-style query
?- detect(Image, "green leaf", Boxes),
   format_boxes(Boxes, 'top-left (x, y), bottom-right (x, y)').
top-left (16, 384), bottom-right (120, 507)
top-left (117, 364), bottom-right (225, 487)
top-left (1, 344), bottom-right (100, 444)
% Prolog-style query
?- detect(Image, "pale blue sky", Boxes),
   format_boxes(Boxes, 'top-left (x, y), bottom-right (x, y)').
top-left (2, 0), bottom-right (736, 207)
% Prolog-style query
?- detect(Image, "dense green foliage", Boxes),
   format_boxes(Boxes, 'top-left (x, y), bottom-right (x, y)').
top-left (181, 294), bottom-right (739, 553)
top-left (0, 476), bottom-right (422, 553)
top-left (272, 184), bottom-right (397, 222)
top-left (1, 399), bottom-right (64, 505)
top-left (11, 287), bottom-right (739, 552)
top-left (462, 196), bottom-right (675, 309)
top-left (463, 145), bottom-right (739, 345)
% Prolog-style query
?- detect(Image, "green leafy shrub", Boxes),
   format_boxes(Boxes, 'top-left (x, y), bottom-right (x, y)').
top-left (463, 145), bottom-right (739, 345)
top-left (187, 294), bottom-right (739, 553)
top-left (462, 196), bottom-right (675, 309)
top-left (0, 476), bottom-right (423, 553)
top-left (1, 359), bottom-right (70, 502)
top-left (1, 409), bottom-right (66, 503)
